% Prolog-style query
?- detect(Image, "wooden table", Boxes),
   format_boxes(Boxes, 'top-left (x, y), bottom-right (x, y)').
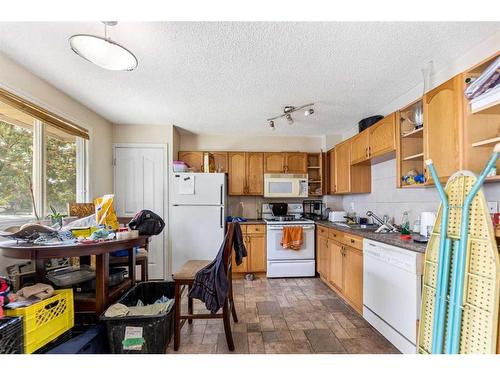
top-left (0, 236), bottom-right (150, 317)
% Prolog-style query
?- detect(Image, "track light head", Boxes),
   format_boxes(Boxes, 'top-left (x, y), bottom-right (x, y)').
top-left (269, 120), bottom-right (275, 130)
top-left (285, 113), bottom-right (294, 125)
top-left (305, 108), bottom-right (314, 116)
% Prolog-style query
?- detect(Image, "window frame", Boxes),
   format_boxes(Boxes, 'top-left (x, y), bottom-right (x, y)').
top-left (0, 91), bottom-right (89, 226)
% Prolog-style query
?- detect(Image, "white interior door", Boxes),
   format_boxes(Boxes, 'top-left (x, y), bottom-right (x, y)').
top-left (114, 145), bottom-right (166, 279)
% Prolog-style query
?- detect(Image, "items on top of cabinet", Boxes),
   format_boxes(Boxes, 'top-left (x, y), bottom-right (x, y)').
top-left (464, 55), bottom-right (500, 100)
top-left (358, 115), bottom-right (383, 133)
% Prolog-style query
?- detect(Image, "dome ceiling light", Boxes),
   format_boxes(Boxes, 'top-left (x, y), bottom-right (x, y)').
top-left (266, 103), bottom-right (314, 130)
top-left (69, 21), bottom-right (138, 71)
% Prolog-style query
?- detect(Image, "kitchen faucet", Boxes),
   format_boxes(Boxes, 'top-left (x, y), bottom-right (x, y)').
top-left (366, 211), bottom-right (398, 233)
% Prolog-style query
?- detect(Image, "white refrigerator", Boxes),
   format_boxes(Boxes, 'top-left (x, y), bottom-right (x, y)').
top-left (171, 173), bottom-right (227, 273)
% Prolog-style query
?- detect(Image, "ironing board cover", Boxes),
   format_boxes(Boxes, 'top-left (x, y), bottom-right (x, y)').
top-left (418, 172), bottom-right (499, 353)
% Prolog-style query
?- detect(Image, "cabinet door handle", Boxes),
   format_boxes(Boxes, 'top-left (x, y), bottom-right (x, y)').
top-left (350, 239), bottom-right (355, 244)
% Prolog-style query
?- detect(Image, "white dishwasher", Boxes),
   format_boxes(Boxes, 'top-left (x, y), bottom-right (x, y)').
top-left (363, 239), bottom-right (423, 354)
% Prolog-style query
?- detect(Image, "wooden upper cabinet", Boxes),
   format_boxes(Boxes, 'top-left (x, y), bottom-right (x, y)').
top-left (211, 152), bottom-right (228, 173)
top-left (328, 149), bottom-right (336, 194)
top-left (343, 246), bottom-right (363, 312)
top-left (264, 152), bottom-right (307, 174)
top-left (350, 131), bottom-right (370, 165)
top-left (286, 152), bottom-right (307, 173)
top-left (228, 152), bottom-right (263, 196)
top-left (246, 152), bottom-right (264, 195)
top-left (369, 112), bottom-right (396, 158)
top-left (264, 153), bottom-right (286, 173)
top-left (228, 152), bottom-right (247, 195)
top-left (334, 140), bottom-right (351, 194)
top-left (329, 240), bottom-right (344, 292)
top-left (423, 75), bottom-right (463, 182)
top-left (178, 151), bottom-right (204, 172)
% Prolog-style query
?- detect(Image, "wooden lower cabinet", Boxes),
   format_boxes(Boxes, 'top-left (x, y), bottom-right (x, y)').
top-left (232, 224), bottom-right (266, 274)
top-left (248, 234), bottom-right (266, 272)
top-left (316, 232), bottom-right (330, 278)
top-left (343, 246), bottom-right (363, 312)
top-left (328, 240), bottom-right (344, 292)
top-left (316, 225), bottom-right (364, 314)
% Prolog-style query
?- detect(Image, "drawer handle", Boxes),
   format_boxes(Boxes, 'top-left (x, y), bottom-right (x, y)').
top-left (350, 239), bottom-right (355, 244)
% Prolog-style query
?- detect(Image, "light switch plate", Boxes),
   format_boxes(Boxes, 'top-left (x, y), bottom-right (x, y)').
top-left (487, 201), bottom-right (498, 214)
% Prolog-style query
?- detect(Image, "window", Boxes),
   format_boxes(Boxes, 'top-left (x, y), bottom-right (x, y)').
top-left (0, 92), bottom-right (89, 222)
top-left (0, 114), bottom-right (34, 217)
top-left (45, 123), bottom-right (77, 214)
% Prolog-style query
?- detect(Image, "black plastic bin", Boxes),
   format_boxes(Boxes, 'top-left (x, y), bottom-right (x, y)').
top-left (100, 281), bottom-right (175, 354)
top-left (0, 317), bottom-right (24, 354)
top-left (46, 325), bottom-right (109, 354)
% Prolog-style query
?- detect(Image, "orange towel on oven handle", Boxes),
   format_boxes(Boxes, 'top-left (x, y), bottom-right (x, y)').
top-left (280, 226), bottom-right (304, 250)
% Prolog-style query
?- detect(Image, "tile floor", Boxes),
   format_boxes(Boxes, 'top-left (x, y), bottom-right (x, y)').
top-left (166, 277), bottom-right (399, 354)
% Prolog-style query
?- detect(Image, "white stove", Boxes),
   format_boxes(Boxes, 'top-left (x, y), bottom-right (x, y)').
top-left (262, 203), bottom-right (316, 278)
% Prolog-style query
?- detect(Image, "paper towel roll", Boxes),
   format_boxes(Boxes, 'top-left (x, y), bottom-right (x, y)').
top-left (420, 211), bottom-right (436, 236)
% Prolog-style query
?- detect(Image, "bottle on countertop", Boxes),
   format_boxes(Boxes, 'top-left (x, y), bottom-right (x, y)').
top-left (401, 211), bottom-right (411, 235)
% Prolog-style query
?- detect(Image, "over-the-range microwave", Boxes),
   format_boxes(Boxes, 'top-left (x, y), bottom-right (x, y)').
top-left (264, 173), bottom-right (309, 198)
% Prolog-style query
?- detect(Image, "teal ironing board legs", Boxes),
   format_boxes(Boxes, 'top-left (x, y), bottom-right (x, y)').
top-left (426, 159), bottom-right (451, 354)
top-left (426, 143), bottom-right (500, 354)
top-left (446, 147), bottom-right (499, 353)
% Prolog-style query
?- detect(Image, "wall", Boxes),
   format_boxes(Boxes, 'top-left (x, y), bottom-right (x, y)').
top-left (112, 124), bottom-right (171, 144)
top-left (179, 132), bottom-right (324, 152)
top-left (0, 52), bottom-right (114, 199)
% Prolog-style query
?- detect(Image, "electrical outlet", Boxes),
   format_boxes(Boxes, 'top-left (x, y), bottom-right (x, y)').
top-left (487, 201), bottom-right (498, 214)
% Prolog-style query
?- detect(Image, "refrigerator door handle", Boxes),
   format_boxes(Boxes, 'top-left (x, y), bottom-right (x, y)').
top-left (220, 184), bottom-right (223, 205)
top-left (220, 207), bottom-right (223, 228)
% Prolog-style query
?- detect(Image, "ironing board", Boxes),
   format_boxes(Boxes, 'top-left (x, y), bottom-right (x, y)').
top-left (418, 171), bottom-right (500, 353)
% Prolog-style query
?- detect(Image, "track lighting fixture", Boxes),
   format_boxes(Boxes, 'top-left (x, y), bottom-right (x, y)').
top-left (266, 103), bottom-right (314, 130)
top-left (304, 108), bottom-right (314, 116)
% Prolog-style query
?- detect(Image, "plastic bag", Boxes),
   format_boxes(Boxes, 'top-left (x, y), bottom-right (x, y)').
top-left (94, 194), bottom-right (119, 230)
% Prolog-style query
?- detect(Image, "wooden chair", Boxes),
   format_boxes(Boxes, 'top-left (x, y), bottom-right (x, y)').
top-left (172, 222), bottom-right (238, 352)
top-left (67, 203), bottom-right (149, 281)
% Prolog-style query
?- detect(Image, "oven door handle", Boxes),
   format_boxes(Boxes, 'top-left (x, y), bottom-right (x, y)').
top-left (267, 225), bottom-right (315, 231)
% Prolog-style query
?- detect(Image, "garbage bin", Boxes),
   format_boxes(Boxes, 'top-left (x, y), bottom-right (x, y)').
top-left (46, 325), bottom-right (109, 354)
top-left (100, 281), bottom-right (175, 354)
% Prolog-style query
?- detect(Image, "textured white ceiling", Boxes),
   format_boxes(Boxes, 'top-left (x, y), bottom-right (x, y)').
top-left (0, 22), bottom-right (498, 136)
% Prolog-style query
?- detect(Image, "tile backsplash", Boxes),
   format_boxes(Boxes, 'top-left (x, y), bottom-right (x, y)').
top-left (227, 197), bottom-right (312, 218)
top-left (333, 158), bottom-right (500, 226)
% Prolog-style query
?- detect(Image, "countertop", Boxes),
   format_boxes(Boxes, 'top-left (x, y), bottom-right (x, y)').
top-left (315, 220), bottom-right (427, 253)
